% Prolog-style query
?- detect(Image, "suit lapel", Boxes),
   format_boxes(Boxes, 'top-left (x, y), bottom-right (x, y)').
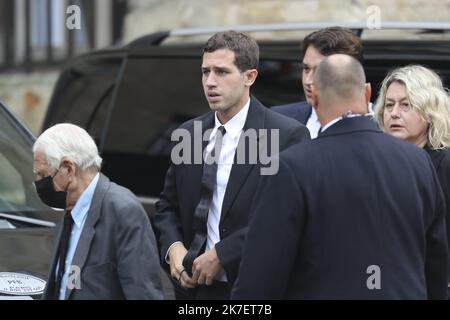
top-left (220, 97), bottom-right (265, 222)
top-left (298, 102), bottom-right (312, 125)
top-left (65, 173), bottom-right (110, 299)
top-left (188, 112), bottom-right (215, 203)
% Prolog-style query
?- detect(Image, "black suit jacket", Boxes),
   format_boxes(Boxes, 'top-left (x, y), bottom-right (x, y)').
top-left (43, 174), bottom-right (164, 300)
top-left (271, 101), bottom-right (312, 125)
top-left (233, 116), bottom-right (448, 299)
top-left (153, 97), bottom-right (310, 287)
top-left (426, 147), bottom-right (450, 282)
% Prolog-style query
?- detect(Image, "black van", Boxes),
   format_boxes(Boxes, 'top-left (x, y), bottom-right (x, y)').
top-left (43, 23), bottom-right (450, 215)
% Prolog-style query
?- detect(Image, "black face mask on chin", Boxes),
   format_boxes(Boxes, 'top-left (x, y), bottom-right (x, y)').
top-left (34, 174), bottom-right (67, 209)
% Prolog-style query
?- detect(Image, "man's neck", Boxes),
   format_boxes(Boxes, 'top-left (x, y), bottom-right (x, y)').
top-left (217, 96), bottom-right (250, 124)
top-left (66, 171), bottom-right (97, 210)
top-left (317, 103), bottom-right (367, 127)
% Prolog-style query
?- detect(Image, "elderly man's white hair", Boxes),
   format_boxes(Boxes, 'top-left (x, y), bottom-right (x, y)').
top-left (33, 123), bottom-right (102, 171)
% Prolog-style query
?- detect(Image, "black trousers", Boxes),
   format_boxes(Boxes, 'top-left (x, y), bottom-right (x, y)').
top-left (173, 280), bottom-right (231, 300)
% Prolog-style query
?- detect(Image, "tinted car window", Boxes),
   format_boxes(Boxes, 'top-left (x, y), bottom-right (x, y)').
top-left (45, 56), bottom-right (122, 145)
top-left (101, 56), bottom-right (207, 197)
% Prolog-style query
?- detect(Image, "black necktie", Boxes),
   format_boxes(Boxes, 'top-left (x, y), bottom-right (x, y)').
top-left (54, 211), bottom-right (74, 299)
top-left (183, 126), bottom-right (226, 276)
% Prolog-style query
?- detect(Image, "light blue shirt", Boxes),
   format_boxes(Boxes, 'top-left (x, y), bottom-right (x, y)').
top-left (58, 173), bottom-right (99, 300)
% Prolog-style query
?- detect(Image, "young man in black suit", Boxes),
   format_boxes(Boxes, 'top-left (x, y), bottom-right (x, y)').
top-left (272, 27), bottom-right (365, 139)
top-left (153, 31), bottom-right (310, 299)
top-left (233, 54), bottom-right (448, 299)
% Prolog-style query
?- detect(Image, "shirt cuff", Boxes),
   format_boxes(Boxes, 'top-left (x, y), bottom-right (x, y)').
top-left (165, 241), bottom-right (183, 264)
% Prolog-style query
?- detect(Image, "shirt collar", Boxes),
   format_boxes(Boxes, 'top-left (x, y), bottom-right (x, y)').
top-left (70, 172), bottom-right (100, 228)
top-left (321, 116), bottom-right (343, 133)
top-left (321, 111), bottom-right (365, 133)
top-left (310, 107), bottom-right (319, 123)
top-left (213, 98), bottom-right (250, 139)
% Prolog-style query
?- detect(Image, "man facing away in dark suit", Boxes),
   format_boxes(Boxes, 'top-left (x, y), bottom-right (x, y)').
top-left (272, 27), bottom-right (368, 138)
top-left (153, 31), bottom-right (310, 300)
top-left (232, 54), bottom-right (448, 299)
top-left (33, 123), bottom-right (163, 300)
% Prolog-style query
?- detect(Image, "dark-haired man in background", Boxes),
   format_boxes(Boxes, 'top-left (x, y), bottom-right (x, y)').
top-left (272, 27), bottom-right (366, 139)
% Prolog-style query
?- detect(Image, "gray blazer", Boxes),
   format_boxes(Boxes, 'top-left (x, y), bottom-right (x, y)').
top-left (43, 173), bottom-right (164, 300)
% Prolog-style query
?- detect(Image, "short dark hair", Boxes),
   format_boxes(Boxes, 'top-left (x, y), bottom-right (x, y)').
top-left (203, 30), bottom-right (259, 72)
top-left (302, 27), bottom-right (364, 64)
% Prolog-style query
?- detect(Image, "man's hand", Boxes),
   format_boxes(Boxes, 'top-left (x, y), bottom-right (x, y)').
top-left (168, 242), bottom-right (197, 288)
top-left (192, 247), bottom-right (223, 286)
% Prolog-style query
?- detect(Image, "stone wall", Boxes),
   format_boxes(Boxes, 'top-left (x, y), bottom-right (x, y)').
top-left (124, 0), bottom-right (450, 43)
top-left (0, 71), bottom-right (59, 135)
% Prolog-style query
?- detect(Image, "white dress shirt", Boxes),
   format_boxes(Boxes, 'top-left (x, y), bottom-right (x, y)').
top-left (58, 173), bottom-right (99, 299)
top-left (204, 99), bottom-right (250, 280)
top-left (306, 107), bottom-right (321, 139)
top-left (165, 100), bottom-right (250, 282)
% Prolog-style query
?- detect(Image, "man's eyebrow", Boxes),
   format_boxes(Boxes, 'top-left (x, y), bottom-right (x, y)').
top-left (202, 66), bottom-right (231, 72)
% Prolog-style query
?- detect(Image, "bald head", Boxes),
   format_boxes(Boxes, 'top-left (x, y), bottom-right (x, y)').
top-left (314, 54), bottom-right (366, 105)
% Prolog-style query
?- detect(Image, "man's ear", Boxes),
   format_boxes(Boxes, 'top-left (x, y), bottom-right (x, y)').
top-left (244, 69), bottom-right (258, 86)
top-left (365, 82), bottom-right (372, 107)
top-left (61, 157), bottom-right (76, 177)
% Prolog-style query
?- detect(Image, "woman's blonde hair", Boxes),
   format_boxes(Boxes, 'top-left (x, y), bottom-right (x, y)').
top-left (374, 65), bottom-right (450, 150)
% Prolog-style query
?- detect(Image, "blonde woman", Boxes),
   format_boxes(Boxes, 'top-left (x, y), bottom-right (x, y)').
top-left (374, 65), bottom-right (450, 297)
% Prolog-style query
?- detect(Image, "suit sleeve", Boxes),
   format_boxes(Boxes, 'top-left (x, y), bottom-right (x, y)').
top-left (153, 165), bottom-right (184, 265)
top-left (438, 152), bottom-right (450, 282)
top-left (214, 226), bottom-right (246, 282)
top-left (425, 159), bottom-right (449, 300)
top-left (114, 197), bottom-right (164, 299)
top-left (231, 157), bottom-right (306, 299)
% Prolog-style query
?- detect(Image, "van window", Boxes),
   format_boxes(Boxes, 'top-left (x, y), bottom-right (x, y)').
top-left (46, 57), bottom-right (122, 144)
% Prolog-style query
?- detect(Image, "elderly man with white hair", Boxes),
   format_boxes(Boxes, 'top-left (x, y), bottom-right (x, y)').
top-left (33, 123), bottom-right (163, 300)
